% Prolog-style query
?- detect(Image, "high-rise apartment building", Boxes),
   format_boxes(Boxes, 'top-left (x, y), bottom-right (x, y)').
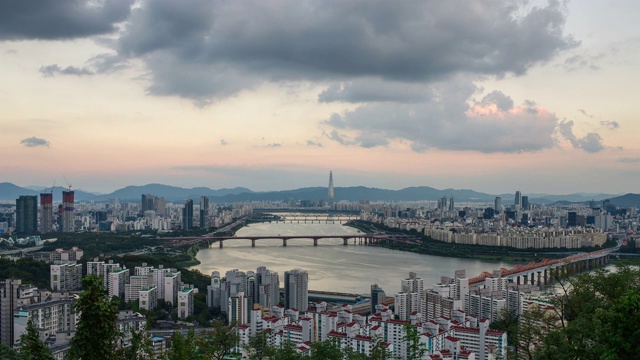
top-left (228, 291), bottom-right (248, 325)
top-left (284, 269), bottom-right (308, 311)
top-left (182, 199), bottom-right (193, 230)
top-left (62, 190), bottom-right (75, 232)
top-left (40, 193), bottom-right (53, 233)
top-left (109, 268), bottom-right (130, 299)
top-left (178, 288), bottom-right (195, 319)
top-left (50, 263), bottom-right (82, 291)
top-left (257, 267), bottom-right (279, 308)
top-left (15, 196), bottom-right (37, 233)
top-left (207, 271), bottom-right (222, 308)
top-left (200, 196), bottom-right (209, 229)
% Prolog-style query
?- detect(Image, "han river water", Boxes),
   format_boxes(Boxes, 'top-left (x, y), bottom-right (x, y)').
top-left (193, 220), bottom-right (510, 295)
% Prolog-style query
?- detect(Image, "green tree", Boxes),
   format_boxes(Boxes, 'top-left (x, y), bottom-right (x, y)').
top-left (309, 339), bottom-right (342, 360)
top-left (117, 326), bottom-right (154, 360)
top-left (246, 331), bottom-right (277, 360)
top-left (0, 344), bottom-right (17, 360)
top-left (402, 323), bottom-right (427, 360)
top-left (199, 321), bottom-right (240, 360)
top-left (534, 265), bottom-right (640, 360)
top-left (368, 340), bottom-right (392, 360)
top-left (166, 329), bottom-right (198, 360)
top-left (67, 275), bottom-right (121, 360)
top-left (15, 320), bottom-right (55, 360)
top-left (273, 341), bottom-right (303, 360)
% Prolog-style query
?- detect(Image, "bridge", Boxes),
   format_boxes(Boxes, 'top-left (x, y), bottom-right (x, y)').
top-left (164, 233), bottom-right (421, 248)
top-left (469, 247), bottom-right (615, 287)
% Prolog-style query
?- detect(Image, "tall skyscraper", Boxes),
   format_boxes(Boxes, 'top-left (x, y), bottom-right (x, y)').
top-left (62, 190), bottom-right (75, 232)
top-left (494, 197), bottom-right (502, 214)
top-left (449, 195), bottom-right (455, 212)
top-left (284, 269), bottom-right (309, 311)
top-left (200, 196), bottom-right (209, 229)
top-left (40, 193), bottom-right (53, 234)
top-left (328, 171), bottom-right (335, 207)
top-left (514, 191), bottom-right (522, 209)
top-left (521, 196), bottom-right (529, 210)
top-left (182, 199), bottom-right (193, 230)
top-left (15, 196), bottom-right (37, 233)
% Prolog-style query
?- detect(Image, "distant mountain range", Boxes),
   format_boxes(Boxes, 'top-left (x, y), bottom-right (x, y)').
top-left (1, 182), bottom-right (636, 207)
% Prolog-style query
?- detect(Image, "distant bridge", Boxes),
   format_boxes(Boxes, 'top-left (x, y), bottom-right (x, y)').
top-left (164, 233), bottom-right (421, 248)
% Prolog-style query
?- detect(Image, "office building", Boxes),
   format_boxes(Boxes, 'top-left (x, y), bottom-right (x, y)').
top-left (494, 197), bottom-right (502, 214)
top-left (514, 191), bottom-right (522, 209)
top-left (200, 196), bottom-right (209, 228)
top-left (370, 284), bottom-right (386, 314)
top-left (328, 171), bottom-right (335, 207)
top-left (16, 196), bottom-right (37, 234)
top-left (40, 193), bottom-right (54, 233)
top-left (182, 199), bottom-right (193, 230)
top-left (284, 269), bottom-right (309, 312)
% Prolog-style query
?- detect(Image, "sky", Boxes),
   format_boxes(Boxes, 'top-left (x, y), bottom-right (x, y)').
top-left (1, 0), bottom-right (639, 195)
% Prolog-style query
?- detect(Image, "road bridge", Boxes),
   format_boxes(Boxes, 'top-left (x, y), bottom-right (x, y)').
top-left (469, 247), bottom-right (614, 287)
top-left (165, 233), bottom-right (421, 248)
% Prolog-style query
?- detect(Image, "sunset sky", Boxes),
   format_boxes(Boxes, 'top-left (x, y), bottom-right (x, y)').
top-left (1, 0), bottom-right (639, 195)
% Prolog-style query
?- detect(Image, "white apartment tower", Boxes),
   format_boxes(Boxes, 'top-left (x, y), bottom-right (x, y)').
top-left (178, 288), bottom-right (195, 319)
top-left (284, 269), bottom-right (309, 312)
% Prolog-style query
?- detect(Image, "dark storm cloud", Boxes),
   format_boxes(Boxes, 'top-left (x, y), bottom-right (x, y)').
top-left (0, 0), bottom-right (133, 40)
top-left (20, 136), bottom-right (50, 148)
top-left (106, 0), bottom-right (576, 101)
top-left (557, 120), bottom-right (605, 153)
top-left (39, 64), bottom-right (94, 77)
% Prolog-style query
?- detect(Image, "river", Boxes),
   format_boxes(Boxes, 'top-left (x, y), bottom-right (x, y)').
top-left (193, 220), bottom-right (510, 295)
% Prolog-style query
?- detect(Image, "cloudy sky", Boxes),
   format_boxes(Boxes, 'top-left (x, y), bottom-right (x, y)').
top-left (1, 0), bottom-right (639, 195)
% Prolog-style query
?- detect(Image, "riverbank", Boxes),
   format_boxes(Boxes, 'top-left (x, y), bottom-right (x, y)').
top-left (345, 220), bottom-right (615, 263)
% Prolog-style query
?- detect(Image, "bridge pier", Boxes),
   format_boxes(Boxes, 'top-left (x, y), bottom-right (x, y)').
top-left (544, 269), bottom-right (548, 285)
top-left (516, 276), bottom-right (520, 285)
top-left (219, 240), bottom-right (223, 249)
top-left (343, 238), bottom-right (348, 246)
top-left (283, 239), bottom-right (287, 247)
top-left (530, 272), bottom-right (535, 285)
top-left (537, 271), bottom-right (542, 286)
top-left (252, 240), bottom-right (256, 248)
top-left (313, 239), bottom-right (318, 246)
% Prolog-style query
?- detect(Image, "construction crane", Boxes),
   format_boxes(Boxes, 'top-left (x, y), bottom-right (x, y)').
top-left (63, 176), bottom-right (72, 192)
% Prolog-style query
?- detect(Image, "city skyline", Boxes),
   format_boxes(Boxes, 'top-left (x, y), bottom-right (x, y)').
top-left (2, 1), bottom-right (639, 194)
